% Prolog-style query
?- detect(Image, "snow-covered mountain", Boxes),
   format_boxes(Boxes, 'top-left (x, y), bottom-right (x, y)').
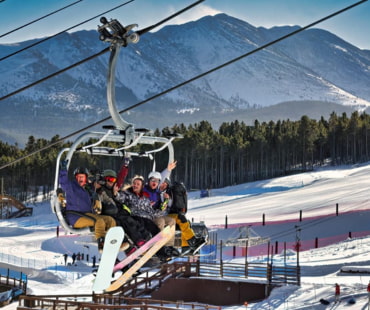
top-left (1, 13), bottom-right (370, 145)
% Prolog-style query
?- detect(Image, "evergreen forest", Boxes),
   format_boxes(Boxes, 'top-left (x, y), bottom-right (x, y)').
top-left (1, 111), bottom-right (369, 203)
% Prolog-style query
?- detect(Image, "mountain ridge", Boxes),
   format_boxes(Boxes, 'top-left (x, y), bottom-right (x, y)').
top-left (0, 13), bottom-right (369, 146)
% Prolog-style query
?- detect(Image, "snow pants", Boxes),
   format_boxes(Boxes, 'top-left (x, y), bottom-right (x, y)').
top-left (114, 211), bottom-right (152, 245)
top-left (73, 213), bottom-right (116, 239)
top-left (168, 213), bottom-right (195, 247)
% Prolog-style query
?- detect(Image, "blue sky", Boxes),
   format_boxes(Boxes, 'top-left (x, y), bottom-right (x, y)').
top-left (0, 0), bottom-right (369, 49)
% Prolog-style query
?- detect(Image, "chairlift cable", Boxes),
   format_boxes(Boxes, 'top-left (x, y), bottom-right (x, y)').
top-left (0, 0), bottom-right (207, 170)
top-left (0, 0), bottom-right (83, 39)
top-left (0, 47), bottom-right (110, 102)
top-left (2, 0), bottom-right (365, 105)
top-left (136, 0), bottom-right (205, 36)
top-left (0, 0), bottom-right (134, 62)
top-left (0, 0), bottom-right (366, 170)
top-left (0, 0), bottom-right (205, 102)
top-left (114, 0), bottom-right (368, 117)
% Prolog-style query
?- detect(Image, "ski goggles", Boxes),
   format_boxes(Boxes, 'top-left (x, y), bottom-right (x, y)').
top-left (104, 176), bottom-right (117, 183)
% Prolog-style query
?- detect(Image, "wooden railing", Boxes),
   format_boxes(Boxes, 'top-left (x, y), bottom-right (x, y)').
top-left (0, 272), bottom-right (27, 292)
top-left (198, 261), bottom-right (300, 285)
top-left (16, 260), bottom-right (299, 309)
top-left (18, 294), bottom-right (220, 310)
top-left (113, 260), bottom-right (299, 296)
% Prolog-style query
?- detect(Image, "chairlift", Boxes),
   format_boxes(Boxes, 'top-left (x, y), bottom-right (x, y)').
top-left (50, 17), bottom-right (182, 235)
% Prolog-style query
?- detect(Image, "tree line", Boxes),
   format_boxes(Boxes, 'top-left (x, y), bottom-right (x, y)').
top-left (1, 110), bottom-right (369, 202)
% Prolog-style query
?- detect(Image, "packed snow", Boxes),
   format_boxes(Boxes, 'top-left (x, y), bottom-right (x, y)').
top-left (2, 162), bottom-right (370, 309)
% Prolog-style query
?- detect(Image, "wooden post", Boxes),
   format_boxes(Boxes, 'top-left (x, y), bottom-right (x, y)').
top-left (220, 240), bottom-right (224, 277)
top-left (284, 242), bottom-right (286, 265)
top-left (299, 210), bottom-right (302, 222)
top-left (244, 238), bottom-right (249, 277)
top-left (225, 215), bottom-right (228, 229)
top-left (262, 213), bottom-right (265, 226)
top-left (315, 237), bottom-right (318, 248)
top-left (336, 203), bottom-right (339, 216)
top-left (220, 240), bottom-right (223, 263)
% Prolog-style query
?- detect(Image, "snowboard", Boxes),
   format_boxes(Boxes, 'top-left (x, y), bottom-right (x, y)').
top-left (105, 225), bottom-right (175, 292)
top-left (92, 226), bottom-right (124, 292)
top-left (113, 226), bottom-right (171, 273)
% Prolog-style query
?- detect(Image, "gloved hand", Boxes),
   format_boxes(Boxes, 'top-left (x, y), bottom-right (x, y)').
top-left (123, 156), bottom-right (131, 167)
top-left (178, 212), bottom-right (187, 223)
top-left (160, 199), bottom-right (169, 211)
top-left (60, 160), bottom-right (68, 171)
top-left (93, 200), bottom-right (102, 214)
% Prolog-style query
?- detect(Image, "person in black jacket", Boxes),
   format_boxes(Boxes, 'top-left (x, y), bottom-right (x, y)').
top-left (115, 175), bottom-right (179, 260)
top-left (94, 160), bottom-right (151, 255)
top-left (160, 179), bottom-right (206, 254)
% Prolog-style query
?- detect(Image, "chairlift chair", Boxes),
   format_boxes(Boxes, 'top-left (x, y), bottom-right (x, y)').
top-left (50, 17), bottom-right (182, 235)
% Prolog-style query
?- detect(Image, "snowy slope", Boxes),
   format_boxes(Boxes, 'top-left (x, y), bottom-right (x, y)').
top-left (2, 163), bottom-right (370, 309)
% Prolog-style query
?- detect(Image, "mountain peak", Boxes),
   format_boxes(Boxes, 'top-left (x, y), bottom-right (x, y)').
top-left (0, 13), bottom-right (369, 145)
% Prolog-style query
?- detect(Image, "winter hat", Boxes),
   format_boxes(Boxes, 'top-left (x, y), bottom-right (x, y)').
top-left (103, 169), bottom-right (117, 178)
top-left (132, 175), bottom-right (145, 184)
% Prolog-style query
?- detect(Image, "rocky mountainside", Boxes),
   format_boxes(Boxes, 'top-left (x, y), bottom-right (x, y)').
top-left (0, 13), bottom-right (369, 145)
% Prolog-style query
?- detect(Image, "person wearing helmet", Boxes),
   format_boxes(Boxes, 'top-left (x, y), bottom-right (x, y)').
top-left (143, 171), bottom-right (178, 250)
top-left (160, 179), bottom-right (206, 255)
top-left (115, 175), bottom-right (180, 260)
top-left (94, 169), bottom-right (119, 216)
top-left (95, 161), bottom-right (151, 255)
top-left (58, 160), bottom-right (116, 252)
top-left (74, 167), bottom-right (89, 187)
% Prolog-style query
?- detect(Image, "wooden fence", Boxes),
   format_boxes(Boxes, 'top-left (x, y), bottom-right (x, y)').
top-left (16, 260), bottom-right (299, 309)
top-left (0, 271), bottom-right (27, 292)
top-left (18, 295), bottom-right (221, 310)
top-left (113, 260), bottom-right (299, 296)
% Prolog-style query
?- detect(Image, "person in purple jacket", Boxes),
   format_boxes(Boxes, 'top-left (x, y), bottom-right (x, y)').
top-left (58, 161), bottom-right (116, 252)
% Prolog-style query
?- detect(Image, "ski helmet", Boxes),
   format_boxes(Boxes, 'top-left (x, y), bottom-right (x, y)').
top-left (73, 167), bottom-right (89, 176)
top-left (163, 177), bottom-right (171, 186)
top-left (148, 171), bottom-right (161, 181)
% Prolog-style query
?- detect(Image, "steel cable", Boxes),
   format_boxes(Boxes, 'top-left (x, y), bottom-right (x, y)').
top-left (0, 0), bottom-right (367, 170)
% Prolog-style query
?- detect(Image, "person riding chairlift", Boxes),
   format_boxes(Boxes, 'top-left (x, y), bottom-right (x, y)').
top-left (58, 161), bottom-right (116, 252)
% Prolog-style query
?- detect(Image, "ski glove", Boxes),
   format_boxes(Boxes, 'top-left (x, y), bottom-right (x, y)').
top-left (60, 160), bottom-right (68, 171)
top-left (123, 156), bottom-right (131, 167)
top-left (178, 212), bottom-right (187, 223)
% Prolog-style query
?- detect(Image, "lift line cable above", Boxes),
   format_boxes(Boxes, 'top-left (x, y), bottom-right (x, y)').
top-left (0, 0), bottom-right (366, 170)
top-left (0, 0), bottom-right (83, 38)
top-left (0, 0), bottom-right (134, 62)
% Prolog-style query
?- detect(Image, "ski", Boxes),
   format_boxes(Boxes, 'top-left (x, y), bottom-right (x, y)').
top-left (92, 226), bottom-right (124, 292)
top-left (105, 225), bottom-right (175, 292)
